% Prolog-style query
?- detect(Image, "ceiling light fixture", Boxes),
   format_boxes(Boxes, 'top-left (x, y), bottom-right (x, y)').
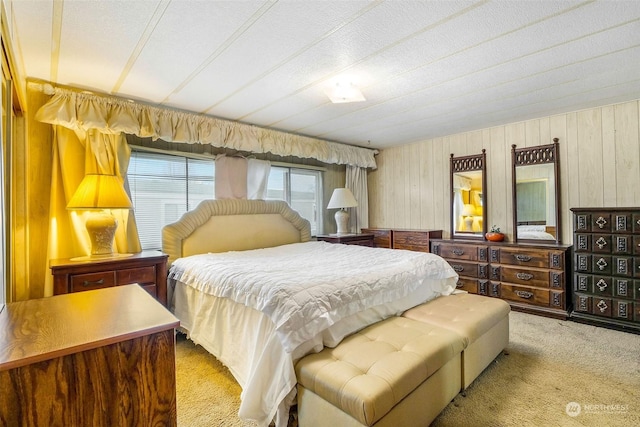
top-left (325, 82), bottom-right (366, 104)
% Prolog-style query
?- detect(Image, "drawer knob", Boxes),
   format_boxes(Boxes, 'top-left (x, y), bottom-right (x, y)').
top-left (452, 249), bottom-right (464, 256)
top-left (451, 264), bottom-right (464, 272)
top-left (596, 258), bottom-right (608, 270)
top-left (595, 237), bottom-right (607, 249)
top-left (596, 216), bottom-right (607, 229)
top-left (82, 278), bottom-right (104, 287)
top-left (456, 281), bottom-right (464, 288)
top-left (596, 279), bottom-right (608, 292)
top-left (515, 290), bottom-right (534, 299)
top-left (516, 273), bottom-right (534, 281)
top-left (596, 300), bottom-right (608, 312)
top-left (514, 254), bottom-right (532, 262)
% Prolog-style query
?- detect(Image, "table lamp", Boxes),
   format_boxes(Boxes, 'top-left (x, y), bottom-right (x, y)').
top-left (67, 174), bottom-right (133, 258)
top-left (461, 204), bottom-right (476, 231)
top-left (327, 188), bottom-right (358, 234)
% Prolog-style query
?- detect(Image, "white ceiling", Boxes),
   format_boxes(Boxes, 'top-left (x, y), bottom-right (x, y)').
top-left (9, 0), bottom-right (640, 150)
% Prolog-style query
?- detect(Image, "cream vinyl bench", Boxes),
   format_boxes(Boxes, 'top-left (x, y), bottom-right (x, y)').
top-left (294, 293), bottom-right (510, 426)
top-left (295, 316), bottom-right (464, 427)
top-left (403, 292), bottom-right (510, 390)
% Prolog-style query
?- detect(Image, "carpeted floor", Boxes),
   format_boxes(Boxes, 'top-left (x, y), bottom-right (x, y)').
top-left (175, 311), bottom-right (640, 426)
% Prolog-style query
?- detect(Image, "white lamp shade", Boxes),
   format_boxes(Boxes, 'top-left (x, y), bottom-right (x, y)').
top-left (327, 188), bottom-right (358, 209)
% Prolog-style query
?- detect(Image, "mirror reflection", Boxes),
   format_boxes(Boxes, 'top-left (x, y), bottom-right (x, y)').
top-left (453, 171), bottom-right (484, 236)
top-left (450, 150), bottom-right (487, 240)
top-left (511, 138), bottom-right (561, 244)
top-left (515, 164), bottom-right (556, 240)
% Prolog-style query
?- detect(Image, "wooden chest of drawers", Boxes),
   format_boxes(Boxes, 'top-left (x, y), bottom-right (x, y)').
top-left (316, 233), bottom-right (375, 246)
top-left (431, 239), bottom-right (571, 319)
top-left (571, 208), bottom-right (640, 332)
top-left (361, 228), bottom-right (442, 252)
top-left (50, 251), bottom-right (168, 306)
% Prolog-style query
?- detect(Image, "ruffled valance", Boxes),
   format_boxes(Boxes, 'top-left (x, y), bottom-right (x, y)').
top-left (34, 85), bottom-right (377, 169)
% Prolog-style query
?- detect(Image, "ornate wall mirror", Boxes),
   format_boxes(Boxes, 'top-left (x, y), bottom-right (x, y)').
top-left (511, 138), bottom-right (561, 244)
top-left (450, 150), bottom-right (487, 239)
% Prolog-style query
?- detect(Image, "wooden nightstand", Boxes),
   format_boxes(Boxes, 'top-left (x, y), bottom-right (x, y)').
top-left (316, 233), bottom-right (375, 247)
top-left (0, 285), bottom-right (179, 426)
top-left (50, 250), bottom-right (168, 306)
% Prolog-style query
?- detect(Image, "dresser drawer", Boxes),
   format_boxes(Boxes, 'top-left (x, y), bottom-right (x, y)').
top-left (70, 271), bottom-right (116, 292)
top-left (434, 242), bottom-right (485, 261)
top-left (501, 266), bottom-right (552, 288)
top-left (392, 230), bottom-right (431, 251)
top-left (361, 228), bottom-right (392, 248)
top-left (499, 248), bottom-right (564, 269)
top-left (500, 284), bottom-right (550, 307)
top-left (455, 277), bottom-right (478, 293)
top-left (117, 266), bottom-right (156, 285)
top-left (446, 260), bottom-right (487, 279)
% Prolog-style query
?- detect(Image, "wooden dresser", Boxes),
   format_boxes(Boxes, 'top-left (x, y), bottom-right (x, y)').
top-left (316, 233), bottom-right (374, 246)
top-left (0, 285), bottom-right (179, 426)
top-left (431, 239), bottom-right (572, 319)
top-left (361, 228), bottom-right (443, 252)
top-left (571, 208), bottom-right (640, 332)
top-left (50, 250), bottom-right (168, 306)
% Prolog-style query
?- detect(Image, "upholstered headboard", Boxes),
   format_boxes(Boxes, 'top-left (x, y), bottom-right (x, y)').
top-left (162, 199), bottom-right (312, 264)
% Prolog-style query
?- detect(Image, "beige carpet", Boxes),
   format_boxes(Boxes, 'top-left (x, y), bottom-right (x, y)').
top-left (175, 311), bottom-right (640, 427)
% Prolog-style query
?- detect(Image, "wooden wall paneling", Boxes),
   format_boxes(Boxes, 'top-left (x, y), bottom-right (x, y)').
top-left (601, 105), bottom-right (617, 207)
top-left (577, 108), bottom-right (604, 207)
top-left (393, 146), bottom-right (405, 227)
top-left (565, 112), bottom-right (580, 242)
top-left (25, 86), bottom-right (52, 300)
top-left (490, 126), bottom-right (509, 236)
top-left (437, 137), bottom-right (450, 236)
top-left (419, 140), bottom-right (434, 230)
top-left (549, 114), bottom-right (570, 244)
top-left (524, 119), bottom-right (540, 148)
top-left (614, 101), bottom-right (640, 206)
top-left (368, 156), bottom-right (379, 226)
top-left (368, 100), bottom-right (640, 243)
top-left (409, 143), bottom-right (421, 228)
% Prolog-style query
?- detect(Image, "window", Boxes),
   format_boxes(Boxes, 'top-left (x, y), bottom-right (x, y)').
top-left (266, 167), bottom-right (323, 236)
top-left (128, 151), bottom-right (214, 250)
top-left (127, 151), bottom-right (323, 250)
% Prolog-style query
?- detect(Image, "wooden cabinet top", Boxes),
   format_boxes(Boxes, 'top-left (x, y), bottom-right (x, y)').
top-left (0, 285), bottom-right (179, 371)
top-left (431, 238), bottom-right (571, 250)
top-left (50, 250), bottom-right (167, 271)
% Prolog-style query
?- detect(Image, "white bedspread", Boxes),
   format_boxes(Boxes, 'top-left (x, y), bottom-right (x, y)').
top-left (169, 241), bottom-right (457, 426)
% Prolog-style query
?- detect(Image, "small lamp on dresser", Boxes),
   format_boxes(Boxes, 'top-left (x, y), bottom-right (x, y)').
top-left (67, 173), bottom-right (133, 259)
top-left (327, 188), bottom-right (358, 234)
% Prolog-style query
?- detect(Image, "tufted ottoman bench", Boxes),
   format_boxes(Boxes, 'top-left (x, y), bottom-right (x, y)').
top-left (295, 316), bottom-right (465, 427)
top-left (403, 292), bottom-right (510, 390)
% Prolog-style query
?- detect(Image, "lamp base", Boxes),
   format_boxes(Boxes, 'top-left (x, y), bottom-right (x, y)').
top-left (76, 210), bottom-right (133, 260)
top-left (334, 209), bottom-right (350, 234)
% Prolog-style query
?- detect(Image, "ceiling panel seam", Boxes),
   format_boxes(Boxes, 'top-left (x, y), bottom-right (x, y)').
top-left (111, 0), bottom-right (171, 94)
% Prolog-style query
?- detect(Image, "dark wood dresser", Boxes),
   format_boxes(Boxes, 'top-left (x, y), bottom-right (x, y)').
top-left (431, 239), bottom-right (572, 319)
top-left (0, 285), bottom-right (179, 426)
top-left (571, 208), bottom-right (640, 332)
top-left (50, 250), bottom-right (168, 306)
top-left (316, 233), bottom-right (375, 246)
top-left (361, 228), bottom-right (443, 251)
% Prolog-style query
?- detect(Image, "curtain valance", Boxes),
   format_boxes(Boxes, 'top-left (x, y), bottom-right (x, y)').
top-left (34, 86), bottom-right (378, 169)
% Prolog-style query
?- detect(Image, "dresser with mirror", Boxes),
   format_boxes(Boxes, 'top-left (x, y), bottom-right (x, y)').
top-left (432, 140), bottom-right (572, 319)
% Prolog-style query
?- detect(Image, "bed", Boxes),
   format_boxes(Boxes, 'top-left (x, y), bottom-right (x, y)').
top-left (163, 199), bottom-right (458, 427)
top-left (516, 224), bottom-right (556, 240)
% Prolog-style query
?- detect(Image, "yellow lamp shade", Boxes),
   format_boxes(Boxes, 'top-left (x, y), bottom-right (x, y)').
top-left (67, 174), bottom-right (132, 210)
